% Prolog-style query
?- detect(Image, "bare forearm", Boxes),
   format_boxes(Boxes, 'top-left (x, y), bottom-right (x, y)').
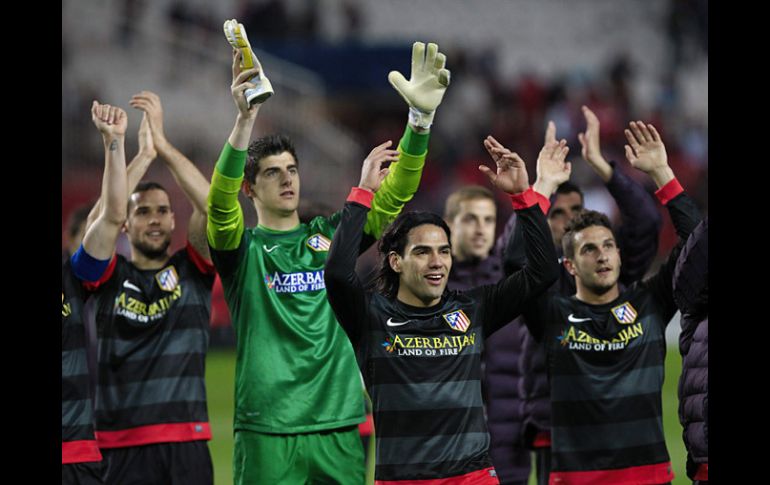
top-left (101, 136), bottom-right (128, 224)
top-left (586, 155), bottom-right (613, 183)
top-left (156, 140), bottom-right (210, 214)
top-left (228, 113), bottom-right (258, 150)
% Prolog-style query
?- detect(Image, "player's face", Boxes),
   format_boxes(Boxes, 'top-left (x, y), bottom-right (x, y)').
top-left (248, 151), bottom-right (301, 216)
top-left (548, 191), bottom-right (583, 246)
top-left (448, 198), bottom-right (496, 262)
top-left (565, 225), bottom-right (621, 295)
top-left (392, 224), bottom-right (452, 307)
top-left (125, 189), bottom-right (175, 259)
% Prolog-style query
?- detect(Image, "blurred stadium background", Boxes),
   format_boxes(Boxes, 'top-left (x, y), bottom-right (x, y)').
top-left (63, 1), bottom-right (707, 483)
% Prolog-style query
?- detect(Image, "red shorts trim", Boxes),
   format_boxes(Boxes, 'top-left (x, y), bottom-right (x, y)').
top-left (375, 467), bottom-right (499, 485)
top-left (533, 431), bottom-right (552, 448)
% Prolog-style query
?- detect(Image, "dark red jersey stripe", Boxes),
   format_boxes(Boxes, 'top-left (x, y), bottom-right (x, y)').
top-left (96, 422), bottom-right (211, 448)
top-left (533, 431), bottom-right (551, 448)
top-left (549, 461), bottom-right (673, 485)
top-left (61, 439), bottom-right (102, 464)
top-left (694, 463), bottom-right (708, 480)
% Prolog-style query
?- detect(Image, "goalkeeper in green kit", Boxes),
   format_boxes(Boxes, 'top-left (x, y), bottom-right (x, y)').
top-left (207, 32), bottom-right (451, 484)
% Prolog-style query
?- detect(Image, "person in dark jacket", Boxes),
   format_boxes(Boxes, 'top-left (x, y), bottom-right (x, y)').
top-left (444, 185), bottom-right (531, 484)
top-left (673, 217), bottom-right (708, 484)
top-left (509, 107), bottom-right (663, 484)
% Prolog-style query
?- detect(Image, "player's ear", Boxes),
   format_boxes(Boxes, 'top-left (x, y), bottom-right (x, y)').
top-left (388, 251), bottom-right (402, 273)
top-left (241, 180), bottom-right (254, 199)
top-left (563, 257), bottom-right (576, 276)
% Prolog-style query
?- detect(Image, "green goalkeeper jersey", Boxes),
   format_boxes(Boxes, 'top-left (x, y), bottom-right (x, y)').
top-left (207, 126), bottom-right (428, 434)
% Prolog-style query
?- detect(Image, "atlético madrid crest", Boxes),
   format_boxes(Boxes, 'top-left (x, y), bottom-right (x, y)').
top-left (611, 302), bottom-right (638, 324)
top-left (306, 233), bottom-right (332, 252)
top-left (443, 309), bottom-right (471, 333)
top-left (155, 266), bottom-right (179, 292)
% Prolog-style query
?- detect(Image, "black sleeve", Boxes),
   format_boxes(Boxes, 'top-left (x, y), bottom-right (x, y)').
top-left (209, 232), bottom-right (248, 280)
top-left (605, 162), bottom-right (663, 285)
top-left (328, 209), bottom-right (378, 256)
top-left (642, 192), bottom-right (702, 322)
top-left (324, 201), bottom-right (372, 347)
top-left (672, 216), bottom-right (708, 317)
top-left (474, 204), bottom-right (559, 338)
top-left (501, 211), bottom-right (528, 276)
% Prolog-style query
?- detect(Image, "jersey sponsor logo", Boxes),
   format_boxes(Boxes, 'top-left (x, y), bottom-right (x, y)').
top-left (557, 322), bottom-right (644, 351)
top-left (263, 244), bottom-right (279, 253)
top-left (611, 302), bottom-right (638, 324)
top-left (442, 309), bottom-right (471, 333)
top-left (155, 266), bottom-right (179, 292)
top-left (123, 280), bottom-right (142, 292)
top-left (264, 270), bottom-right (325, 293)
top-left (114, 284), bottom-right (183, 325)
top-left (382, 332), bottom-right (478, 357)
top-left (386, 317), bottom-right (412, 327)
top-left (306, 233), bottom-right (331, 252)
top-left (567, 313), bottom-right (592, 323)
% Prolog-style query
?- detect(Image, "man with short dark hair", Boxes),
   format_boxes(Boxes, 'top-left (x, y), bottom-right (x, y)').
top-left (207, 42), bottom-right (450, 483)
top-left (323, 135), bottom-right (561, 483)
top-left (520, 121), bottom-right (701, 484)
top-left (84, 92), bottom-right (216, 484)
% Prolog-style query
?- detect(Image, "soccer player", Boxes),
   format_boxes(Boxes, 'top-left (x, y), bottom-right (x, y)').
top-left (443, 185), bottom-right (532, 484)
top-left (510, 107), bottom-right (662, 485)
top-left (673, 217), bottom-right (708, 484)
top-left (520, 121), bottom-right (701, 484)
top-left (63, 101), bottom-right (128, 484)
top-left (323, 135), bottom-right (561, 483)
top-left (83, 92), bottom-right (216, 484)
top-left (207, 42), bottom-right (450, 483)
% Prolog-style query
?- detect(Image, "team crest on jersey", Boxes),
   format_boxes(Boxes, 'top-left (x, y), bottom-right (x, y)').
top-left (306, 233), bottom-right (332, 252)
top-left (611, 302), bottom-right (638, 324)
top-left (443, 309), bottom-right (471, 333)
top-left (155, 266), bottom-right (179, 292)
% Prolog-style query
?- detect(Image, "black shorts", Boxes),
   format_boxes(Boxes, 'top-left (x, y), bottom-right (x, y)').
top-left (62, 461), bottom-right (105, 485)
top-left (101, 440), bottom-right (212, 485)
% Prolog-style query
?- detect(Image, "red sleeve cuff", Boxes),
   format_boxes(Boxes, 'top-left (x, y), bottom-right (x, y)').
top-left (347, 187), bottom-right (374, 208)
top-left (186, 242), bottom-right (215, 275)
top-left (510, 187), bottom-right (549, 212)
top-left (655, 178), bottom-right (684, 205)
top-left (82, 254), bottom-right (117, 292)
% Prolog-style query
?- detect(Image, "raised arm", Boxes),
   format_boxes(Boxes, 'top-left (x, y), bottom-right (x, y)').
top-left (325, 146), bottom-right (393, 345)
top-left (363, 42), bottom-right (452, 239)
top-left (504, 121), bottom-right (571, 274)
top-left (578, 105), bottom-right (662, 283)
top-left (624, 121), bottom-right (702, 320)
top-left (85, 112), bottom-right (156, 233)
top-left (129, 90), bottom-right (212, 260)
top-left (206, 48), bottom-right (263, 266)
top-left (476, 136), bottom-right (560, 336)
top-left (73, 101), bottom-right (129, 281)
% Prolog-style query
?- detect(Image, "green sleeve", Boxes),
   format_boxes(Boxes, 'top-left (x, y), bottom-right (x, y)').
top-left (207, 142), bottom-right (246, 250)
top-left (364, 125), bottom-right (429, 239)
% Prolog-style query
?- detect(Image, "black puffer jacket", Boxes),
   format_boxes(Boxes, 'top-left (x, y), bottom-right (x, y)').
top-left (673, 217), bottom-right (708, 479)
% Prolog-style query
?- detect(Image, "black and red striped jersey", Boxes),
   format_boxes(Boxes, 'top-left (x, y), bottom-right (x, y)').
top-left (523, 192), bottom-right (701, 484)
top-left (324, 190), bottom-right (558, 481)
top-left (84, 243), bottom-right (215, 449)
top-left (62, 260), bottom-right (102, 464)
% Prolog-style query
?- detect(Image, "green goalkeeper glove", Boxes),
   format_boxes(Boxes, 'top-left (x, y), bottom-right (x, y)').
top-left (223, 18), bottom-right (274, 105)
top-left (388, 42), bottom-right (451, 130)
